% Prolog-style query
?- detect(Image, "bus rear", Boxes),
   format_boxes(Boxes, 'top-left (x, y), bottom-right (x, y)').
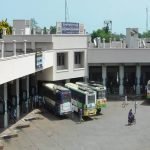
top-left (96, 89), bottom-right (107, 109)
top-left (84, 92), bottom-right (97, 116)
top-left (59, 90), bottom-right (72, 115)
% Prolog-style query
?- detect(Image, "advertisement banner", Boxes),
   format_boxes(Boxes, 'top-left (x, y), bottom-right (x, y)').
top-left (35, 50), bottom-right (43, 70)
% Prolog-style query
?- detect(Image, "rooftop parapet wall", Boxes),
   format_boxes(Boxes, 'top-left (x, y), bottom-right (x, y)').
top-left (87, 48), bottom-right (150, 64)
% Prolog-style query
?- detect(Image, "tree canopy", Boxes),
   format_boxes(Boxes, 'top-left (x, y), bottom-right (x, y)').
top-left (0, 19), bottom-right (12, 37)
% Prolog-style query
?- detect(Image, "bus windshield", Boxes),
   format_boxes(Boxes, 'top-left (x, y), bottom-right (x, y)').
top-left (147, 84), bottom-right (150, 90)
top-left (88, 95), bottom-right (95, 104)
top-left (97, 90), bottom-right (106, 99)
top-left (62, 92), bottom-right (71, 103)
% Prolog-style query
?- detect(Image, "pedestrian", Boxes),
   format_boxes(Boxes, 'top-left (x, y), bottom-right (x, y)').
top-left (79, 108), bottom-right (83, 123)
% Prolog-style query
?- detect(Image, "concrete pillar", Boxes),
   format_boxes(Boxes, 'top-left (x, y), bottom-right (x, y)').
top-left (41, 29), bottom-right (44, 35)
top-left (48, 29), bottom-right (50, 34)
top-left (33, 28), bottom-right (36, 35)
top-left (0, 40), bottom-right (4, 58)
top-left (102, 65), bottom-right (107, 86)
top-left (3, 28), bottom-right (7, 35)
top-left (103, 38), bottom-right (105, 48)
top-left (13, 40), bottom-right (16, 56)
top-left (136, 64), bottom-right (141, 95)
top-left (26, 76), bottom-right (29, 112)
top-left (24, 40), bottom-right (27, 54)
top-left (120, 39), bottom-right (123, 48)
top-left (20, 29), bottom-right (24, 35)
top-left (119, 65), bottom-right (124, 96)
top-left (12, 28), bottom-right (15, 35)
top-left (31, 42), bottom-right (35, 50)
top-left (109, 38), bottom-right (112, 48)
top-left (16, 79), bottom-right (20, 120)
top-left (4, 83), bottom-right (8, 128)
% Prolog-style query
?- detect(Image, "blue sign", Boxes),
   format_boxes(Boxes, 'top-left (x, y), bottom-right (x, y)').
top-left (35, 51), bottom-right (43, 70)
top-left (61, 22), bottom-right (79, 34)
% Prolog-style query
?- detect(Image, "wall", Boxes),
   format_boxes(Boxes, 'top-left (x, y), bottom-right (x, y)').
top-left (88, 48), bottom-right (150, 64)
top-left (52, 34), bottom-right (87, 49)
top-left (0, 54), bottom-right (35, 85)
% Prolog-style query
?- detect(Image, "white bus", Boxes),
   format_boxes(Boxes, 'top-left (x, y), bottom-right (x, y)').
top-left (147, 80), bottom-right (150, 100)
top-left (65, 83), bottom-right (97, 117)
top-left (40, 83), bottom-right (72, 116)
top-left (76, 82), bottom-right (107, 114)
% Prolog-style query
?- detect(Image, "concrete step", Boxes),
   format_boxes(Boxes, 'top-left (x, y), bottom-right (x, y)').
top-left (15, 122), bottom-right (30, 129)
top-left (0, 131), bottom-right (18, 140)
top-left (24, 116), bottom-right (43, 121)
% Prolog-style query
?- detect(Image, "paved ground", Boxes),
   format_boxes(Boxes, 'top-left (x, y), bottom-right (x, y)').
top-left (1, 99), bottom-right (150, 150)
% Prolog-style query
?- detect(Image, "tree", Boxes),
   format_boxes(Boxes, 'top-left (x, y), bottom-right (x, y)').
top-left (139, 30), bottom-right (150, 38)
top-left (0, 19), bottom-right (12, 37)
top-left (30, 18), bottom-right (41, 34)
top-left (91, 27), bottom-right (125, 43)
top-left (43, 27), bottom-right (47, 34)
top-left (50, 26), bottom-right (56, 34)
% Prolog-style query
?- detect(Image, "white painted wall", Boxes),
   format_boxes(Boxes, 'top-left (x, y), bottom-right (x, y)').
top-left (42, 50), bottom-right (54, 69)
top-left (53, 49), bottom-right (86, 81)
top-left (88, 48), bottom-right (150, 63)
top-left (52, 35), bottom-right (87, 49)
top-left (0, 54), bottom-right (35, 84)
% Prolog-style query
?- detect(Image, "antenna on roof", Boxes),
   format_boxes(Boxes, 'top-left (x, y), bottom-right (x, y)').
top-left (65, 0), bottom-right (69, 22)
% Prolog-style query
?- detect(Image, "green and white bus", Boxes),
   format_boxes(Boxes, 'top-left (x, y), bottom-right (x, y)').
top-left (65, 83), bottom-right (97, 117)
top-left (76, 82), bottom-right (107, 114)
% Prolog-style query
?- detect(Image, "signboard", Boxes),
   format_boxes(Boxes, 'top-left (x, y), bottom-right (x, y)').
top-left (35, 50), bottom-right (43, 70)
top-left (56, 22), bottom-right (84, 34)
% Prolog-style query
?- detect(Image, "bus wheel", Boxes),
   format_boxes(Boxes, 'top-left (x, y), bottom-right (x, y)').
top-left (96, 108), bottom-right (101, 115)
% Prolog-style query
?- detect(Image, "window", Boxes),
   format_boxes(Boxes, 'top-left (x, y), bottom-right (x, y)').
top-left (75, 52), bottom-right (81, 64)
top-left (57, 53), bottom-right (65, 66)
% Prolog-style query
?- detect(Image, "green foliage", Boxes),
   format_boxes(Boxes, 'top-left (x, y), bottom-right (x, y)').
top-left (91, 27), bottom-right (125, 43)
top-left (0, 19), bottom-right (12, 36)
top-left (91, 28), bottom-right (112, 42)
top-left (139, 30), bottom-right (150, 38)
top-left (43, 27), bottom-right (47, 34)
top-left (50, 26), bottom-right (56, 34)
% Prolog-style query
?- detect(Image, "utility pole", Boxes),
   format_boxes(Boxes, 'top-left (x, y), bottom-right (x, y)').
top-left (65, 0), bottom-right (69, 22)
top-left (146, 7), bottom-right (148, 32)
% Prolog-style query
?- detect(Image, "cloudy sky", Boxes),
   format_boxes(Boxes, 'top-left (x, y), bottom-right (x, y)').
top-left (0, 0), bottom-right (150, 34)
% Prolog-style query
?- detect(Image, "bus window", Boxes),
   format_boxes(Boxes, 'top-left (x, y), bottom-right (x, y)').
top-left (63, 92), bottom-right (71, 103)
top-left (148, 84), bottom-right (150, 90)
top-left (88, 95), bottom-right (95, 104)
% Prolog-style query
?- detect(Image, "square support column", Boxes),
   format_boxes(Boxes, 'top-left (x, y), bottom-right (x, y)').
top-left (24, 40), bottom-right (27, 54)
top-left (13, 40), bottom-right (16, 56)
top-left (26, 76), bottom-right (29, 112)
top-left (4, 83), bottom-right (8, 128)
top-left (16, 79), bottom-right (20, 120)
top-left (0, 40), bottom-right (4, 59)
top-left (136, 64), bottom-right (141, 95)
top-left (119, 65), bottom-right (124, 96)
top-left (102, 65), bottom-right (107, 87)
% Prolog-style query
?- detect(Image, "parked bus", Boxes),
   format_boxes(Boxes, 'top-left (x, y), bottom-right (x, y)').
top-left (65, 83), bottom-right (97, 117)
top-left (147, 80), bottom-right (150, 100)
top-left (76, 82), bottom-right (107, 114)
top-left (40, 83), bottom-right (72, 116)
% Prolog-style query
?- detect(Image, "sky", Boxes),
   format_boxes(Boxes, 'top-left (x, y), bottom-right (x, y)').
top-left (0, 0), bottom-right (150, 34)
